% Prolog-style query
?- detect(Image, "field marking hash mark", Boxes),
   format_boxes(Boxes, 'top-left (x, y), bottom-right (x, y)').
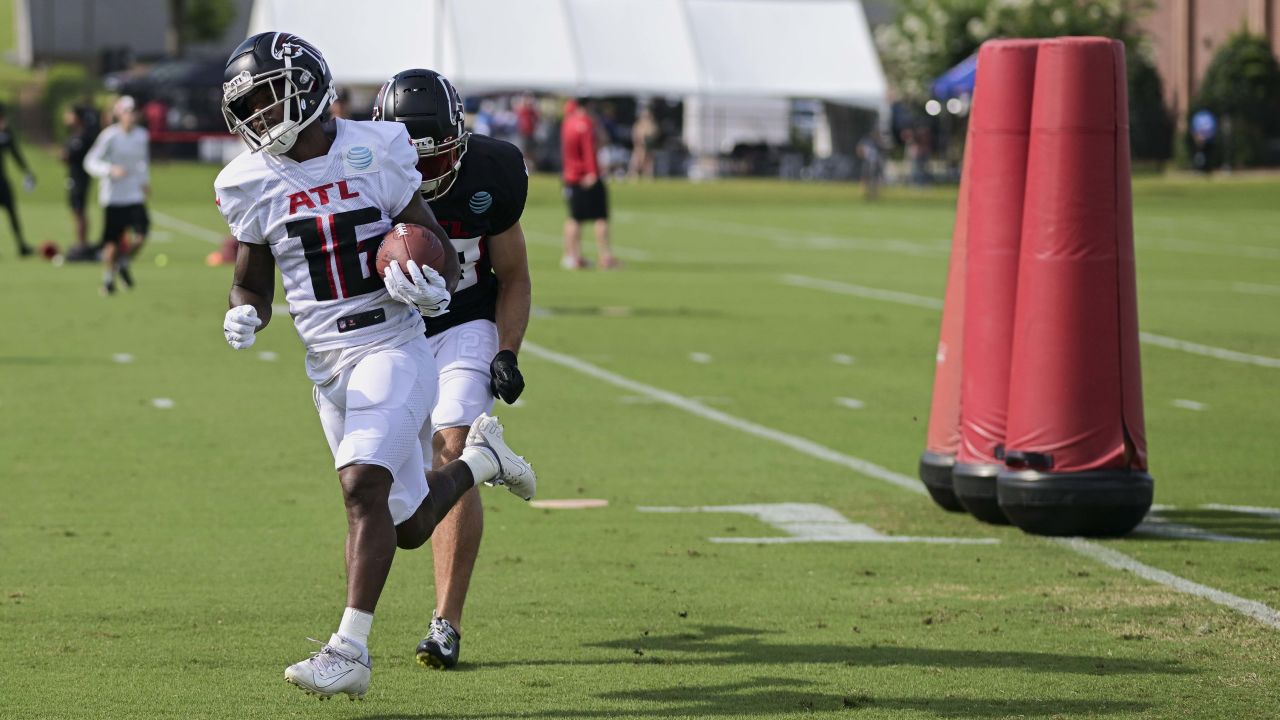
top-left (639, 503), bottom-right (998, 544)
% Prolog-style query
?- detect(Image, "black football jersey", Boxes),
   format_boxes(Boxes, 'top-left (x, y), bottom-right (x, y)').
top-left (425, 133), bottom-right (528, 336)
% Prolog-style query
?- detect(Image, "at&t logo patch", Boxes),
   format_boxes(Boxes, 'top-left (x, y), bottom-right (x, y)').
top-left (345, 146), bottom-right (375, 173)
top-left (469, 191), bottom-right (493, 214)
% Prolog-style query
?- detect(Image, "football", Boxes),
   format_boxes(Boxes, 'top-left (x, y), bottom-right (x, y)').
top-left (376, 223), bottom-right (447, 278)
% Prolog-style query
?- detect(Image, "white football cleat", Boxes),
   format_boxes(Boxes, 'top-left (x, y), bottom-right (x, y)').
top-left (466, 413), bottom-right (536, 500)
top-left (284, 634), bottom-right (371, 700)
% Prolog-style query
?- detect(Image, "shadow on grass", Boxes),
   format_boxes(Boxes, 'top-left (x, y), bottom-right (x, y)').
top-left (1149, 509), bottom-right (1280, 542)
top-left (359, 676), bottom-right (1152, 719)
top-left (480, 625), bottom-right (1189, 675)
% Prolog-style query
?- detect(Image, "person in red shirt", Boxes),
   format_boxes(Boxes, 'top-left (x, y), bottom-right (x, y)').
top-left (560, 98), bottom-right (617, 269)
top-left (515, 94), bottom-right (538, 172)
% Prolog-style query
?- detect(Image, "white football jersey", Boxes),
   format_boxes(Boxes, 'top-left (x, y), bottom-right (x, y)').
top-left (215, 119), bottom-right (424, 353)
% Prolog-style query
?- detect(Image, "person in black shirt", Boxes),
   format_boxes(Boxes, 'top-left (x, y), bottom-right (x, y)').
top-left (0, 103), bottom-right (35, 257)
top-left (373, 69), bottom-right (531, 671)
top-left (62, 106), bottom-right (99, 260)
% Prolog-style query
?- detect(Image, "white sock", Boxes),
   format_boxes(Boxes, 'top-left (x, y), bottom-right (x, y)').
top-left (460, 446), bottom-right (499, 483)
top-left (337, 607), bottom-right (374, 649)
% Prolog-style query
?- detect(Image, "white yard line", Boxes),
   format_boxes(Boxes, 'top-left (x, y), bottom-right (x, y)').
top-left (781, 274), bottom-right (944, 310)
top-left (524, 341), bottom-right (1280, 630)
top-left (639, 503), bottom-right (997, 545)
top-left (1051, 538), bottom-right (1280, 628)
top-left (524, 342), bottom-right (926, 495)
top-left (1139, 237), bottom-right (1280, 262)
top-left (1232, 282), bottom-right (1280, 296)
top-left (1138, 332), bottom-right (1280, 369)
top-left (1133, 517), bottom-right (1257, 543)
top-left (783, 274), bottom-right (1280, 369)
top-left (1201, 504), bottom-right (1280, 520)
top-left (625, 213), bottom-right (950, 257)
top-left (150, 211), bottom-right (225, 245)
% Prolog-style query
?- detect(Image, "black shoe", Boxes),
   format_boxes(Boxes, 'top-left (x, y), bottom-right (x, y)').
top-left (415, 614), bottom-right (461, 669)
top-left (101, 281), bottom-right (116, 296)
top-left (66, 245), bottom-right (96, 262)
top-left (118, 265), bottom-right (134, 289)
top-left (18, 244), bottom-right (32, 257)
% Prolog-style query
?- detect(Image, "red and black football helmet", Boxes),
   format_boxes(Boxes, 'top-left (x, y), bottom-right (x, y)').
top-left (221, 32), bottom-right (335, 155)
top-left (373, 69), bottom-right (469, 200)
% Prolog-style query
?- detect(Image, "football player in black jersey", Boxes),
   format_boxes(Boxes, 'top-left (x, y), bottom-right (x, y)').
top-left (0, 103), bottom-right (35, 258)
top-left (374, 69), bottom-right (531, 670)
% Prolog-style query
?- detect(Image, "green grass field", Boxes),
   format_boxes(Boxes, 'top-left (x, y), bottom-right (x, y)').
top-left (3, 144), bottom-right (1279, 719)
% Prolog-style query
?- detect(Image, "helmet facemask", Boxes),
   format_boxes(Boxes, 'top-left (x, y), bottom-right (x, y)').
top-left (413, 131), bottom-right (470, 200)
top-left (223, 66), bottom-right (334, 155)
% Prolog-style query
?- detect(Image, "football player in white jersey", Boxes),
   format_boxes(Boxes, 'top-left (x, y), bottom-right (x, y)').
top-left (214, 32), bottom-right (535, 701)
top-left (373, 69), bottom-right (532, 671)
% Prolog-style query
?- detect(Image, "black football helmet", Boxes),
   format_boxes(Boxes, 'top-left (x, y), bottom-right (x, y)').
top-left (221, 32), bottom-right (335, 155)
top-left (372, 69), bottom-right (469, 199)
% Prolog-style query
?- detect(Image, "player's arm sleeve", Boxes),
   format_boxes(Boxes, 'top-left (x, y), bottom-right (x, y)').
top-left (215, 184), bottom-right (265, 244)
top-left (582, 124), bottom-right (600, 177)
top-left (491, 152), bottom-right (529, 235)
top-left (10, 133), bottom-right (30, 174)
top-left (383, 125), bottom-right (424, 216)
top-left (140, 129), bottom-right (151, 186)
top-left (83, 129), bottom-right (113, 178)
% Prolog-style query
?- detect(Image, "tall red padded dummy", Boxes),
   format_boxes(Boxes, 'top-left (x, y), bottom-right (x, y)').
top-left (997, 37), bottom-right (1153, 537)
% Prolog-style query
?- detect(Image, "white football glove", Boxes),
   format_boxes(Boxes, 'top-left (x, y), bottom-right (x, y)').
top-left (223, 304), bottom-right (262, 350)
top-left (385, 261), bottom-right (451, 317)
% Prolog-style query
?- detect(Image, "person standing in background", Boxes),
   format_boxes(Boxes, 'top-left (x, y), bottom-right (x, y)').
top-left (515, 94), bottom-right (538, 172)
top-left (627, 106), bottom-right (658, 180)
top-left (62, 106), bottom-right (99, 261)
top-left (84, 96), bottom-right (150, 295)
top-left (856, 131), bottom-right (883, 201)
top-left (560, 98), bottom-right (617, 270)
top-left (0, 102), bottom-right (36, 258)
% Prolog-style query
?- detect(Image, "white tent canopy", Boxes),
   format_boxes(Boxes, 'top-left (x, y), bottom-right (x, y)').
top-left (246, 0), bottom-right (885, 107)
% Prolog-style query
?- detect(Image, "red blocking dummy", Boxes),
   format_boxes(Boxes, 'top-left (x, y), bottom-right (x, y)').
top-left (997, 37), bottom-right (1152, 537)
top-left (918, 126), bottom-right (974, 513)
top-left (952, 39), bottom-right (1041, 525)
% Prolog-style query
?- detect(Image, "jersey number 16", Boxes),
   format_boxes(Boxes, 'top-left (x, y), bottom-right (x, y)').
top-left (286, 207), bottom-right (384, 302)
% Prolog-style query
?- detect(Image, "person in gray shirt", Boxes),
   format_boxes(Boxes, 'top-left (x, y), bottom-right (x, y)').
top-left (84, 96), bottom-right (150, 295)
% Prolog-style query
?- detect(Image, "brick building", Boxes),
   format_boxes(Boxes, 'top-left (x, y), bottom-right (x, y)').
top-left (1142, 0), bottom-right (1280, 120)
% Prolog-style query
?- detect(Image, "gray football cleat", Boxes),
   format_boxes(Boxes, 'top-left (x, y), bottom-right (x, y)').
top-left (465, 413), bottom-right (536, 500)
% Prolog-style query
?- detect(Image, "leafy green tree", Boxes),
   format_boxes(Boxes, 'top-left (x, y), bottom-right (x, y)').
top-left (167, 0), bottom-right (237, 58)
top-left (1190, 31), bottom-right (1280, 168)
top-left (876, 0), bottom-right (1171, 160)
top-left (984, 0), bottom-right (1150, 47)
top-left (875, 0), bottom-right (991, 100)
top-left (1128, 51), bottom-right (1173, 162)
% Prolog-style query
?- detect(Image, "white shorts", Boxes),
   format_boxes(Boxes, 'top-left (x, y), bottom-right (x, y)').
top-left (314, 335), bottom-right (437, 525)
top-left (427, 319), bottom-right (498, 437)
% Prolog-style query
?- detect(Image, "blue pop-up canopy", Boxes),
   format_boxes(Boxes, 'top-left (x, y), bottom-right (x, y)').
top-left (931, 53), bottom-right (978, 99)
